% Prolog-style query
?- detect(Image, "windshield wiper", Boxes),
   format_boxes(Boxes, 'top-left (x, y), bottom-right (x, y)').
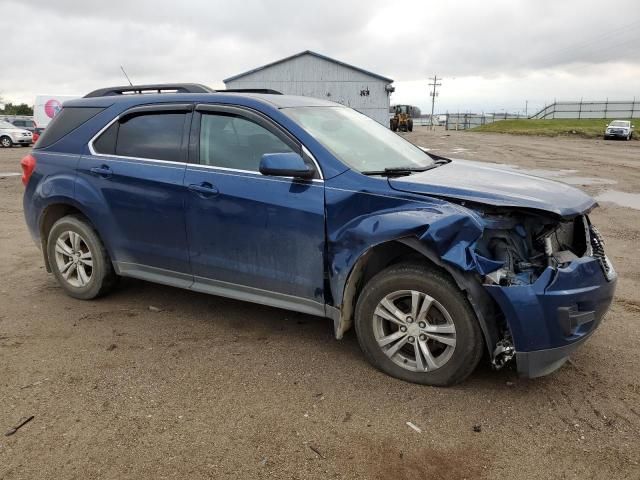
top-left (361, 159), bottom-right (449, 177)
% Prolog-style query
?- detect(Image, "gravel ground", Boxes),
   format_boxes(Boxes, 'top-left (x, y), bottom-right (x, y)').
top-left (1, 130), bottom-right (639, 479)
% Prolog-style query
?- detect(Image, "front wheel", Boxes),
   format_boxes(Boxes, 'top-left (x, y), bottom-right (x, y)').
top-left (0, 136), bottom-right (12, 148)
top-left (355, 263), bottom-right (484, 386)
top-left (47, 215), bottom-right (117, 300)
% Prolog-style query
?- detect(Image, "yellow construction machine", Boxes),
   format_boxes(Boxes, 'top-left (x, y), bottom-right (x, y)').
top-left (390, 105), bottom-right (414, 132)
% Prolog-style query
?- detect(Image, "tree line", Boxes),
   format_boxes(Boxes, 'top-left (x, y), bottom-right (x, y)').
top-left (0, 102), bottom-right (34, 116)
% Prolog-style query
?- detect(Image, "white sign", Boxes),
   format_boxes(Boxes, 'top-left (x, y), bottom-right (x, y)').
top-left (34, 95), bottom-right (80, 128)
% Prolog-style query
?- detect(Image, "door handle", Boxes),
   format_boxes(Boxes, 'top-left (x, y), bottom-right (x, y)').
top-left (188, 182), bottom-right (219, 197)
top-left (90, 165), bottom-right (112, 178)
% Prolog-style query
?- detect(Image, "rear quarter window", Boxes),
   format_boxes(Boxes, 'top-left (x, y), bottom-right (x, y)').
top-left (35, 107), bottom-right (104, 149)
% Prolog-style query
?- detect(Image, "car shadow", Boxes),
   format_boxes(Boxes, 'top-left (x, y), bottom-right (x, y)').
top-left (102, 277), bottom-right (525, 389)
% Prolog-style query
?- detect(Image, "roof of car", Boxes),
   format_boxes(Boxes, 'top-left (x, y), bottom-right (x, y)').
top-left (64, 92), bottom-right (341, 109)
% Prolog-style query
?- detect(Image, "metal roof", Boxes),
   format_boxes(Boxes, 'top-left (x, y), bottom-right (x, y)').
top-left (223, 50), bottom-right (394, 84)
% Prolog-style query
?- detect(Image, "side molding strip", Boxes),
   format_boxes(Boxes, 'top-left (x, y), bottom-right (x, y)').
top-left (114, 262), bottom-right (327, 319)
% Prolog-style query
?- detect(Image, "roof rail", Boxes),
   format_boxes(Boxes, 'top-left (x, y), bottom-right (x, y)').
top-left (84, 83), bottom-right (214, 98)
top-left (223, 89), bottom-right (282, 95)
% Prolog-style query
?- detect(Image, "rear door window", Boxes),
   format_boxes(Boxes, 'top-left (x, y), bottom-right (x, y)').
top-left (93, 111), bottom-right (188, 162)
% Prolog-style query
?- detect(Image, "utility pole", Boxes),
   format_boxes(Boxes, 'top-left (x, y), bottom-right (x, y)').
top-left (525, 100), bottom-right (528, 118)
top-left (428, 75), bottom-right (441, 130)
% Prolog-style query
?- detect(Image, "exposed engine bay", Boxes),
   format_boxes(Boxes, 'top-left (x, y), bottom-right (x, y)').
top-left (475, 209), bottom-right (605, 286)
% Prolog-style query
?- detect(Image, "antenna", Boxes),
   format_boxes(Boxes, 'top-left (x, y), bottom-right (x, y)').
top-left (120, 66), bottom-right (134, 87)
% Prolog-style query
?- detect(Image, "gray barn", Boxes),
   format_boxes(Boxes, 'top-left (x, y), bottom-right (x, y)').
top-left (223, 50), bottom-right (395, 126)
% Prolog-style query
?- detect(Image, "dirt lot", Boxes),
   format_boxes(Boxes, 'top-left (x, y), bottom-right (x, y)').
top-left (1, 130), bottom-right (639, 479)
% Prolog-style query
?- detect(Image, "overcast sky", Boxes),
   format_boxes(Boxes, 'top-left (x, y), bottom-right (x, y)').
top-left (1, 0), bottom-right (639, 114)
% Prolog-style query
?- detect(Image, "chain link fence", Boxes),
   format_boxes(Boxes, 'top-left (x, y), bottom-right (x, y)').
top-left (530, 100), bottom-right (640, 119)
top-left (444, 113), bottom-right (525, 130)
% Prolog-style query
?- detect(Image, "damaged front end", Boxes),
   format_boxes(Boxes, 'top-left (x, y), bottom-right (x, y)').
top-left (473, 208), bottom-right (616, 377)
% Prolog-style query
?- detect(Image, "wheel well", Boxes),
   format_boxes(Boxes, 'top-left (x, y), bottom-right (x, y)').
top-left (335, 240), bottom-right (451, 339)
top-left (39, 203), bottom-right (85, 271)
top-left (335, 239), bottom-right (501, 359)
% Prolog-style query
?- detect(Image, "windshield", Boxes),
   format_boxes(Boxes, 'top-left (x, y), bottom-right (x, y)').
top-left (0, 120), bottom-right (17, 129)
top-left (610, 121), bottom-right (630, 127)
top-left (284, 107), bottom-right (434, 172)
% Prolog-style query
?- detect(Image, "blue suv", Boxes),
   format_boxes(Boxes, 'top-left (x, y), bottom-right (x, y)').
top-left (21, 84), bottom-right (616, 386)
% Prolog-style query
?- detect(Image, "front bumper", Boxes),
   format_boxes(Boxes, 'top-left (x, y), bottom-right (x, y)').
top-left (11, 134), bottom-right (33, 145)
top-left (485, 256), bottom-right (616, 378)
top-left (604, 130), bottom-right (629, 138)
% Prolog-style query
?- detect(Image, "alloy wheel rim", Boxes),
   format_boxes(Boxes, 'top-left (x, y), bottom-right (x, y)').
top-left (54, 231), bottom-right (93, 288)
top-left (373, 290), bottom-right (456, 372)
top-left (1, 138), bottom-right (10, 147)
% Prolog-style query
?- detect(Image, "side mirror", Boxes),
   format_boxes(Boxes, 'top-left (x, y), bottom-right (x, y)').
top-left (259, 152), bottom-right (314, 179)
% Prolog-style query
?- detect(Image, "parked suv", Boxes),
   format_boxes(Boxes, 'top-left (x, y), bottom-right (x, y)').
top-left (21, 84), bottom-right (616, 386)
top-left (0, 120), bottom-right (33, 147)
top-left (604, 120), bottom-right (634, 140)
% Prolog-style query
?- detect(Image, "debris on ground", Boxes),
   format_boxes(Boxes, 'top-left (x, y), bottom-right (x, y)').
top-left (148, 306), bottom-right (162, 312)
top-left (4, 416), bottom-right (34, 436)
top-left (106, 344), bottom-right (117, 351)
top-left (20, 378), bottom-right (48, 389)
top-left (308, 445), bottom-right (325, 459)
top-left (473, 424), bottom-right (482, 433)
top-left (406, 421), bottom-right (422, 433)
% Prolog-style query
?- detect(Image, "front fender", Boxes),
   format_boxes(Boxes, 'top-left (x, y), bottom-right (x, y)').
top-left (325, 177), bottom-right (498, 344)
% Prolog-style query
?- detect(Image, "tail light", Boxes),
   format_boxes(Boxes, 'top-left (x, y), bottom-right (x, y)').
top-left (20, 154), bottom-right (36, 187)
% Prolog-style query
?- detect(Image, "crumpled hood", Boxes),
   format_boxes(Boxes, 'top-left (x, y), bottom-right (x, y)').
top-left (388, 159), bottom-right (596, 217)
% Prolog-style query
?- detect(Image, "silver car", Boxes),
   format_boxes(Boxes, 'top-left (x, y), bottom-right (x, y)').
top-left (0, 120), bottom-right (33, 147)
top-left (604, 120), bottom-right (634, 140)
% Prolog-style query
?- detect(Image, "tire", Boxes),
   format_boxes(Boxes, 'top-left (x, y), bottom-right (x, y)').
top-left (355, 263), bottom-right (483, 386)
top-left (0, 136), bottom-right (12, 148)
top-left (408, 120), bottom-right (413, 132)
top-left (47, 215), bottom-right (117, 300)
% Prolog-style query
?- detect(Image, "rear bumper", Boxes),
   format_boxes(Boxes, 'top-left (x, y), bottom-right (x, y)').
top-left (485, 256), bottom-right (616, 378)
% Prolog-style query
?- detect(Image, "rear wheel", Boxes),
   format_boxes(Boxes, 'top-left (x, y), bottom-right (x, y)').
top-left (408, 120), bottom-right (414, 132)
top-left (0, 136), bottom-right (12, 148)
top-left (47, 215), bottom-right (117, 300)
top-left (355, 263), bottom-right (483, 386)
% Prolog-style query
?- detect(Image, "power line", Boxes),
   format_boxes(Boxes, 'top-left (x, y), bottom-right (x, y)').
top-left (428, 75), bottom-right (441, 130)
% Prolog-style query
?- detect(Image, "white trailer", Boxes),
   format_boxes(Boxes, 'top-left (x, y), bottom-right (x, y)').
top-left (34, 95), bottom-right (80, 128)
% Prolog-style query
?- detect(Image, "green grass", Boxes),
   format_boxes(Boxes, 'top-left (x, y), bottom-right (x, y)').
top-left (471, 118), bottom-right (636, 139)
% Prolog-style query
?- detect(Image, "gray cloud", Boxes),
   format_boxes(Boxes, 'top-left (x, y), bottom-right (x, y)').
top-left (1, 0), bottom-right (638, 111)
